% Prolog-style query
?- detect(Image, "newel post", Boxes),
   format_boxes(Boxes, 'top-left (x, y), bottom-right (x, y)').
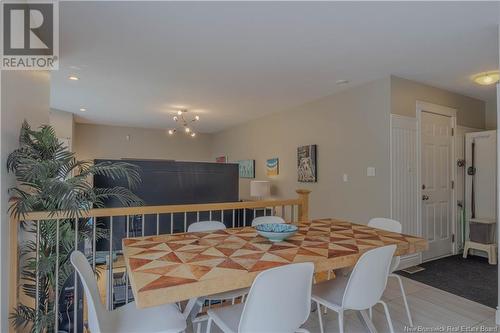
top-left (296, 189), bottom-right (311, 222)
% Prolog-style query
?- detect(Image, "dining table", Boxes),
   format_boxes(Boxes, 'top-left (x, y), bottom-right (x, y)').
top-left (122, 218), bottom-right (428, 332)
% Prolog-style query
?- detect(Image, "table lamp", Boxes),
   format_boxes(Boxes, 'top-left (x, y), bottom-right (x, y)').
top-left (250, 180), bottom-right (271, 200)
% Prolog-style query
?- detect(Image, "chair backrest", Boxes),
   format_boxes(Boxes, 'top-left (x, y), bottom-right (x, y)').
top-left (368, 217), bottom-right (402, 233)
top-left (70, 251), bottom-right (108, 333)
top-left (187, 221), bottom-right (226, 232)
top-left (238, 262), bottom-right (314, 333)
top-left (251, 215), bottom-right (285, 227)
top-left (368, 218), bottom-right (402, 270)
top-left (342, 245), bottom-right (396, 310)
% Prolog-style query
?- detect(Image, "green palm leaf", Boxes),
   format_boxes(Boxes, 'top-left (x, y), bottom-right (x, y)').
top-left (7, 121), bottom-right (143, 331)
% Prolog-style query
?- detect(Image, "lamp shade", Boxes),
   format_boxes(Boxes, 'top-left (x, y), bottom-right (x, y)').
top-left (250, 180), bottom-right (271, 198)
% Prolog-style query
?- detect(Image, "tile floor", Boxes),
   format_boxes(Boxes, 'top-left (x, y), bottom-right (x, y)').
top-left (189, 276), bottom-right (498, 333)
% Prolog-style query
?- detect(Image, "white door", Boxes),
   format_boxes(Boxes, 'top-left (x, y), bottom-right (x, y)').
top-left (421, 111), bottom-right (453, 260)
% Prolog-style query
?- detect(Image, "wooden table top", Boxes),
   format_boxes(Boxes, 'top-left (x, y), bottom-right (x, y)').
top-left (123, 218), bottom-right (427, 308)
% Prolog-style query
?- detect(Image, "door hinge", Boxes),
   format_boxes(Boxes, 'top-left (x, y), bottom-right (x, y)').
top-left (451, 180), bottom-right (455, 189)
top-left (452, 234), bottom-right (455, 243)
top-left (451, 128), bottom-right (454, 136)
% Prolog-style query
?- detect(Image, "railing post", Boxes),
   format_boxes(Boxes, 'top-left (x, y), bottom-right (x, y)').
top-left (296, 189), bottom-right (311, 222)
top-left (9, 213), bottom-right (19, 333)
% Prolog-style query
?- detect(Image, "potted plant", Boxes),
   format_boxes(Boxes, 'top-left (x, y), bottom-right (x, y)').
top-left (8, 121), bottom-right (143, 332)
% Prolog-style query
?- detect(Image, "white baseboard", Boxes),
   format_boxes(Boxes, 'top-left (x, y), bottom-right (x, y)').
top-left (398, 253), bottom-right (421, 270)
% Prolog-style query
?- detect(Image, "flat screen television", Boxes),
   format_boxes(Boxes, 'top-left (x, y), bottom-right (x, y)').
top-left (93, 159), bottom-right (239, 251)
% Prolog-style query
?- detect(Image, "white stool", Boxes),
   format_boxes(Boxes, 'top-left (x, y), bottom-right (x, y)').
top-left (463, 218), bottom-right (497, 265)
top-left (463, 241), bottom-right (497, 265)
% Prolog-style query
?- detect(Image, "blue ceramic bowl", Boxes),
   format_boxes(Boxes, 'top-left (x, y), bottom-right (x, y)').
top-left (255, 223), bottom-right (298, 242)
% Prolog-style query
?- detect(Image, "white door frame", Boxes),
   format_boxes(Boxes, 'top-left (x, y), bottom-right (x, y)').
top-left (495, 82), bottom-right (500, 326)
top-left (416, 101), bottom-right (458, 260)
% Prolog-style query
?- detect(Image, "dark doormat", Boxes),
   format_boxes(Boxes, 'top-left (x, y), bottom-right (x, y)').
top-left (397, 254), bottom-right (497, 308)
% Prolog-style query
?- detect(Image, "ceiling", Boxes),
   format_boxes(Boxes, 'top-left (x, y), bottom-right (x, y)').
top-left (51, 1), bottom-right (499, 133)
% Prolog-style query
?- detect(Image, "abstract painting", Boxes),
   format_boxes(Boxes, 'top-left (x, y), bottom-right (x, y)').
top-left (215, 155), bottom-right (227, 163)
top-left (297, 145), bottom-right (317, 182)
top-left (238, 159), bottom-right (255, 178)
top-left (266, 158), bottom-right (279, 176)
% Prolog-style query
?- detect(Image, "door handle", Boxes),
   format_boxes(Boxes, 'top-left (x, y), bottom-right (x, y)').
top-left (422, 195), bottom-right (429, 201)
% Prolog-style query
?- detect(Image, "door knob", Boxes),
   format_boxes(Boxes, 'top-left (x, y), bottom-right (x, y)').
top-left (422, 195), bottom-right (429, 201)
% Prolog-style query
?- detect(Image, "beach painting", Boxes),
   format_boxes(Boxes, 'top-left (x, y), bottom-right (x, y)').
top-left (297, 145), bottom-right (317, 182)
top-left (266, 158), bottom-right (279, 176)
top-left (238, 159), bottom-right (255, 178)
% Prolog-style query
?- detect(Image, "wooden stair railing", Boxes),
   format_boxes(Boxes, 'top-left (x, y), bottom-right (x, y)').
top-left (8, 189), bottom-right (310, 332)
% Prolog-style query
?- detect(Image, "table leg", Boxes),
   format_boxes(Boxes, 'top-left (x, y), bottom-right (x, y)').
top-left (357, 310), bottom-right (378, 333)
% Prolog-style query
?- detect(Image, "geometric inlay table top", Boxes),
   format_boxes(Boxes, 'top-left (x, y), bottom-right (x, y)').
top-left (123, 218), bottom-right (428, 308)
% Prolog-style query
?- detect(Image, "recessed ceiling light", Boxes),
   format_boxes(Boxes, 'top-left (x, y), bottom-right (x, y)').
top-left (68, 75), bottom-right (79, 81)
top-left (79, 108), bottom-right (87, 112)
top-left (472, 71), bottom-right (499, 86)
top-left (336, 79), bottom-right (349, 85)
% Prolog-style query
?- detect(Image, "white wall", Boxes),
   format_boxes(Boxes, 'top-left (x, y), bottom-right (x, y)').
top-left (496, 21), bottom-right (500, 327)
top-left (50, 108), bottom-right (75, 150)
top-left (390, 115), bottom-right (420, 268)
top-left (391, 75), bottom-right (486, 128)
top-left (486, 100), bottom-right (497, 130)
top-left (0, 70), bottom-right (50, 332)
top-left (455, 126), bottom-right (484, 247)
top-left (212, 77), bottom-right (392, 223)
top-left (211, 76), bottom-right (487, 227)
top-left (74, 123), bottom-right (214, 162)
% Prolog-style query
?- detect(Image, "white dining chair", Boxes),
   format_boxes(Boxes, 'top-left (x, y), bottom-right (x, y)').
top-left (205, 262), bottom-right (314, 333)
top-left (70, 251), bottom-right (186, 333)
top-left (368, 217), bottom-right (413, 326)
top-left (312, 245), bottom-right (397, 333)
top-left (187, 221), bottom-right (250, 333)
top-left (251, 215), bottom-right (285, 226)
top-left (188, 221), bottom-right (226, 233)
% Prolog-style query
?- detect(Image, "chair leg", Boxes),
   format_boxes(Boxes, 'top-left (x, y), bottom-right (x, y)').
top-left (463, 241), bottom-right (470, 258)
top-left (205, 317), bottom-right (212, 333)
top-left (369, 306), bottom-right (372, 319)
top-left (488, 245), bottom-right (497, 265)
top-left (338, 310), bottom-right (344, 333)
top-left (316, 301), bottom-right (324, 333)
top-left (391, 274), bottom-right (413, 327)
top-left (321, 271), bottom-right (334, 315)
top-left (378, 300), bottom-right (395, 333)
